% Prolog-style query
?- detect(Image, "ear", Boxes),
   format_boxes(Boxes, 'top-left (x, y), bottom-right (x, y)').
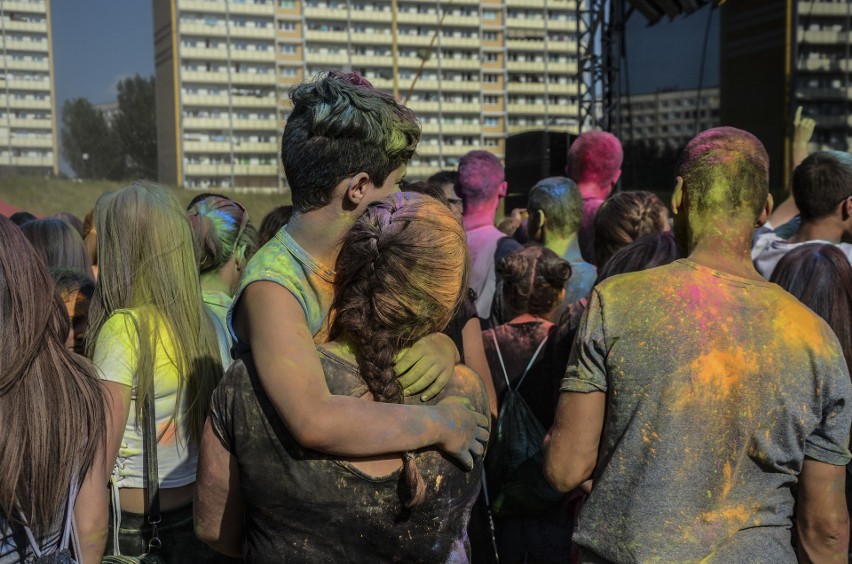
top-left (344, 172), bottom-right (372, 206)
top-left (671, 176), bottom-right (684, 215)
top-left (841, 197), bottom-right (852, 221)
top-left (498, 181), bottom-right (508, 198)
top-left (756, 193), bottom-right (774, 228)
top-left (531, 209), bottom-right (546, 241)
top-left (234, 244), bottom-right (246, 271)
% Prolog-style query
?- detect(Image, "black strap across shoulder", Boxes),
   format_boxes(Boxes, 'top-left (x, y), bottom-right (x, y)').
top-left (142, 387), bottom-right (161, 552)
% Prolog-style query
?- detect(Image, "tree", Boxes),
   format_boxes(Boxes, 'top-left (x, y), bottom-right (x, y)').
top-left (60, 98), bottom-right (125, 180)
top-left (113, 74), bottom-right (158, 180)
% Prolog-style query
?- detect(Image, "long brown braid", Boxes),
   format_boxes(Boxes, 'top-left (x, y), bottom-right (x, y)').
top-left (328, 192), bottom-right (470, 508)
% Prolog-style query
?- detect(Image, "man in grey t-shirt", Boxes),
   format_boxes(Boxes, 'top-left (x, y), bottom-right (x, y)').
top-left (545, 128), bottom-right (852, 562)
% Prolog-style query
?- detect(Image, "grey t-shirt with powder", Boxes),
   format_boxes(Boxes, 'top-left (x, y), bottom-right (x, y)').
top-left (562, 259), bottom-right (852, 562)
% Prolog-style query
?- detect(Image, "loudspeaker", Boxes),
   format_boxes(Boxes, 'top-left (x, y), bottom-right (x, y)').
top-left (720, 0), bottom-right (793, 198)
top-left (504, 130), bottom-right (573, 212)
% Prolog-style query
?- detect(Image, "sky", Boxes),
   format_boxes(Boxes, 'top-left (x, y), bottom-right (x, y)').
top-left (625, 6), bottom-right (720, 94)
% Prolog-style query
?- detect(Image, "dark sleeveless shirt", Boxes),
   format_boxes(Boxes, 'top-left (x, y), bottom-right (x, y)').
top-left (210, 347), bottom-right (488, 563)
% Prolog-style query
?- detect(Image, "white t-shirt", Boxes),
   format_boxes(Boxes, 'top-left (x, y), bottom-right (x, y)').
top-left (93, 308), bottom-right (198, 489)
top-left (752, 230), bottom-right (852, 279)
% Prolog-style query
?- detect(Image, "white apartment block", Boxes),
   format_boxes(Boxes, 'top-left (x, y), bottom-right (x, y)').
top-left (0, 0), bottom-right (58, 175)
top-left (154, 0), bottom-right (581, 191)
top-left (795, 0), bottom-right (852, 151)
top-left (621, 87), bottom-right (720, 149)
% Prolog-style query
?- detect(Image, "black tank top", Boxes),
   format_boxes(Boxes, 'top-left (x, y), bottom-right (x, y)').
top-left (210, 347), bottom-right (488, 563)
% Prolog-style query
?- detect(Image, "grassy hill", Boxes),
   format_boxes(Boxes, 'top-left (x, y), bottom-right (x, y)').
top-left (0, 175), bottom-right (291, 224)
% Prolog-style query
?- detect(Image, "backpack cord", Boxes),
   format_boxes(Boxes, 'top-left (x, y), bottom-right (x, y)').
top-left (490, 332), bottom-right (550, 393)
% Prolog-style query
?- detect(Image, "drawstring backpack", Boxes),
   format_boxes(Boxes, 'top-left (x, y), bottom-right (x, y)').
top-left (485, 332), bottom-right (566, 517)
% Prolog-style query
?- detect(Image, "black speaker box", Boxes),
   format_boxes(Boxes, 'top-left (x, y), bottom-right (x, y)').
top-left (504, 130), bottom-right (574, 212)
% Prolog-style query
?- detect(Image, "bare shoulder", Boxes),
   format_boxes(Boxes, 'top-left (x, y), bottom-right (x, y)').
top-left (429, 364), bottom-right (490, 417)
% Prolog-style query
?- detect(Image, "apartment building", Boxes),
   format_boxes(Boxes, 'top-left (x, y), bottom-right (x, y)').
top-left (0, 0), bottom-right (58, 175)
top-left (153, 0), bottom-right (580, 191)
top-left (795, 0), bottom-right (852, 151)
top-left (620, 87), bottom-right (720, 149)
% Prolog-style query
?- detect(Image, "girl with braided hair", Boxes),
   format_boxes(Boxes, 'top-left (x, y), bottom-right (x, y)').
top-left (592, 190), bottom-right (670, 269)
top-left (196, 192), bottom-right (490, 561)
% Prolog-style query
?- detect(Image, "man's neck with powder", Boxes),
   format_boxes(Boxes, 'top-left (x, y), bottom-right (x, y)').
top-left (287, 206), bottom-right (355, 268)
top-left (463, 201), bottom-right (499, 231)
top-left (686, 218), bottom-right (764, 281)
top-left (576, 181), bottom-right (610, 202)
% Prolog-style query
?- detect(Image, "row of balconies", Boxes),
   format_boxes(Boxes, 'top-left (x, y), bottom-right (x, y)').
top-left (178, 0), bottom-right (276, 16)
top-left (183, 116), bottom-right (279, 130)
top-left (0, 96), bottom-right (51, 109)
top-left (2, 1), bottom-right (48, 14)
top-left (798, 58), bottom-right (852, 73)
top-left (180, 22), bottom-right (276, 39)
top-left (797, 1), bottom-right (852, 16)
top-left (182, 93), bottom-right (278, 108)
top-left (2, 39), bottom-right (49, 53)
top-left (184, 162), bottom-right (279, 176)
top-left (183, 140), bottom-right (279, 153)
top-left (0, 136), bottom-right (54, 148)
top-left (181, 46), bottom-right (275, 62)
top-left (1, 58), bottom-right (49, 71)
top-left (1, 19), bottom-right (47, 33)
top-left (181, 69), bottom-right (278, 85)
top-left (2, 117), bottom-right (52, 128)
top-left (508, 122), bottom-right (575, 134)
top-left (507, 103), bottom-right (577, 115)
top-left (0, 77), bottom-right (50, 90)
top-left (797, 86), bottom-right (852, 100)
top-left (282, 31), bottom-right (577, 52)
top-left (415, 144), bottom-right (489, 156)
top-left (0, 154), bottom-right (53, 167)
top-left (798, 30), bottom-right (852, 44)
top-left (301, 52), bottom-right (576, 73)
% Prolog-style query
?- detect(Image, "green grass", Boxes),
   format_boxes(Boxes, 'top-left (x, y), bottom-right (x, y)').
top-left (0, 175), bottom-right (291, 224)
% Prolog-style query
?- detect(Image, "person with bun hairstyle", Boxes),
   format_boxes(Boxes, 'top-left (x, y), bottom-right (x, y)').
top-left (196, 192), bottom-right (489, 561)
top-left (482, 244), bottom-right (575, 563)
top-left (187, 195), bottom-right (258, 366)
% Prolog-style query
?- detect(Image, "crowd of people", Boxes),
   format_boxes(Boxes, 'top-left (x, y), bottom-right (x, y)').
top-left (0, 69), bottom-right (850, 563)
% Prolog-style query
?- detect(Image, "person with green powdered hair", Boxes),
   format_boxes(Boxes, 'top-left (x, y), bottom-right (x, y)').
top-left (221, 71), bottom-right (488, 520)
top-left (187, 194), bottom-right (258, 368)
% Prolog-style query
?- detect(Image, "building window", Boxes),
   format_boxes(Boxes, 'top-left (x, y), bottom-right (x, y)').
top-left (484, 95), bottom-right (498, 104)
top-left (483, 31), bottom-right (498, 40)
top-left (281, 67), bottom-right (298, 77)
top-left (483, 74), bottom-right (498, 83)
top-left (280, 44), bottom-right (296, 54)
top-left (482, 10), bottom-right (497, 20)
top-left (279, 21), bottom-right (296, 30)
top-left (280, 0), bottom-right (296, 6)
top-left (484, 117), bottom-right (498, 126)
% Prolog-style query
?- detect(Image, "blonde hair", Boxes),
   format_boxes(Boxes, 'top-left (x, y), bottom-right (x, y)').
top-left (87, 182), bottom-right (222, 444)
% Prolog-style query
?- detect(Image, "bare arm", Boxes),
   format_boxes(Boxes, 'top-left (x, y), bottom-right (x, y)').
top-left (460, 317), bottom-right (498, 419)
top-left (543, 391), bottom-right (605, 493)
top-left (195, 418), bottom-right (244, 558)
top-left (74, 440), bottom-right (109, 563)
top-left (101, 381), bottom-right (131, 477)
top-left (796, 457), bottom-right (849, 562)
top-left (236, 282), bottom-right (488, 468)
top-left (770, 107), bottom-right (816, 228)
